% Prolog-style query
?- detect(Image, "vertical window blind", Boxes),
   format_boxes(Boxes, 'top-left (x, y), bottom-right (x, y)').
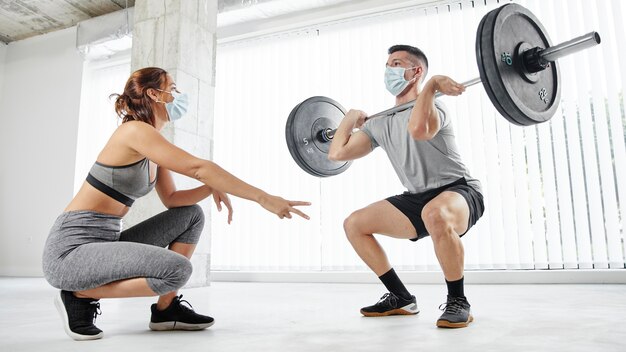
top-left (211, 0), bottom-right (626, 271)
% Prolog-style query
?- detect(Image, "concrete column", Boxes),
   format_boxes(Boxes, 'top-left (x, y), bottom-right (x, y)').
top-left (126, 0), bottom-right (217, 287)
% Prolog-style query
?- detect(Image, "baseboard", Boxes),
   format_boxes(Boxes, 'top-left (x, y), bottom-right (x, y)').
top-left (211, 269), bottom-right (626, 284)
top-left (0, 267), bottom-right (42, 277)
top-left (4, 268), bottom-right (624, 284)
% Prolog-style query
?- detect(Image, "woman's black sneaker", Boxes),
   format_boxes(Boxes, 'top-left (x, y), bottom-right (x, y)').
top-left (436, 295), bottom-right (473, 328)
top-left (360, 292), bottom-right (419, 317)
top-left (54, 290), bottom-right (103, 340)
top-left (149, 295), bottom-right (214, 331)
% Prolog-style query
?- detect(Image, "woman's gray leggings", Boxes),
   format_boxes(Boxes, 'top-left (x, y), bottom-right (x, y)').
top-left (42, 205), bottom-right (204, 295)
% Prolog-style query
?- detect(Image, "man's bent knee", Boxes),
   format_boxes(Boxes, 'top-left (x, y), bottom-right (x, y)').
top-left (343, 211), bottom-right (368, 239)
top-left (422, 205), bottom-right (454, 240)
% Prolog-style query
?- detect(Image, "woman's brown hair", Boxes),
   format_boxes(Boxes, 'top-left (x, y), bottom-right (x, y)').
top-left (110, 67), bottom-right (168, 126)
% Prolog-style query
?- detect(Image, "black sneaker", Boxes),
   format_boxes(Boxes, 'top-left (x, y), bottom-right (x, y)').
top-left (149, 295), bottom-right (214, 331)
top-left (360, 292), bottom-right (419, 317)
top-left (54, 290), bottom-right (103, 340)
top-left (436, 295), bottom-right (473, 328)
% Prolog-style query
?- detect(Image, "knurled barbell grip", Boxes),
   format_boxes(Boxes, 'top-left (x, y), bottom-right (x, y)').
top-left (323, 77), bottom-right (482, 140)
top-left (365, 77), bottom-right (483, 121)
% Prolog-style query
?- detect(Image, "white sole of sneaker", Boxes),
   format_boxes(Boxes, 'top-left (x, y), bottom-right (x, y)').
top-left (361, 302), bottom-right (420, 317)
top-left (149, 320), bottom-right (215, 331)
top-left (54, 292), bottom-right (103, 341)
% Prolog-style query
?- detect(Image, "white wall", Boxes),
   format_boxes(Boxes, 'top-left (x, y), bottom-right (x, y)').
top-left (0, 27), bottom-right (83, 276)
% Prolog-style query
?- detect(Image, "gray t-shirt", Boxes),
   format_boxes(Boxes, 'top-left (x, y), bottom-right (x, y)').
top-left (360, 100), bottom-right (482, 194)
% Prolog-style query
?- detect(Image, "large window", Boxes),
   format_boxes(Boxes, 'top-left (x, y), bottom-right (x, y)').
top-left (211, 0), bottom-right (626, 271)
top-left (74, 54), bottom-right (130, 194)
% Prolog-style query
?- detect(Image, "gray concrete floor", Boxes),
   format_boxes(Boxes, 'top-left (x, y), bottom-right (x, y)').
top-left (1, 278), bottom-right (625, 352)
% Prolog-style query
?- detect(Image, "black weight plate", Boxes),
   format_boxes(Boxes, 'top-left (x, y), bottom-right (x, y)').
top-left (477, 4), bottom-right (532, 125)
top-left (475, 7), bottom-right (523, 126)
top-left (476, 3), bottom-right (561, 126)
top-left (285, 96), bottom-right (351, 177)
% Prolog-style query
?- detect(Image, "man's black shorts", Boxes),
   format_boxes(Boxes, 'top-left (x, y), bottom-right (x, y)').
top-left (385, 177), bottom-right (484, 241)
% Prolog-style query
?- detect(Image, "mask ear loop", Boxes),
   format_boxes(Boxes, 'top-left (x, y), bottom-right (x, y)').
top-left (407, 66), bottom-right (421, 85)
top-left (154, 88), bottom-right (170, 104)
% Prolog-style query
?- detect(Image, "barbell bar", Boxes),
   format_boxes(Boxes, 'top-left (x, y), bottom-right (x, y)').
top-left (319, 31), bottom-right (600, 141)
top-left (319, 78), bottom-right (482, 141)
top-left (285, 3), bottom-right (602, 177)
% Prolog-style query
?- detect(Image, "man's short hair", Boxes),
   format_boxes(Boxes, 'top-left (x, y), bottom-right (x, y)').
top-left (388, 45), bottom-right (429, 78)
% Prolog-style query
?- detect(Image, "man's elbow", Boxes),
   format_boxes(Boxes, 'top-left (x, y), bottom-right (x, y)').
top-left (409, 125), bottom-right (434, 141)
top-left (328, 149), bottom-right (347, 161)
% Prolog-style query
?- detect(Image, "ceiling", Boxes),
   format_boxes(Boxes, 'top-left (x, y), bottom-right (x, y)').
top-left (0, 0), bottom-right (134, 43)
top-left (0, 0), bottom-right (360, 44)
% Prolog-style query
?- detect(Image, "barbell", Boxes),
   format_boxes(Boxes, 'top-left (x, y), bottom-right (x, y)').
top-left (285, 3), bottom-right (602, 177)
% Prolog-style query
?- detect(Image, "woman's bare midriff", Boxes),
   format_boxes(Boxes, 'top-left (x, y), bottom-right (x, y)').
top-left (64, 181), bottom-right (131, 217)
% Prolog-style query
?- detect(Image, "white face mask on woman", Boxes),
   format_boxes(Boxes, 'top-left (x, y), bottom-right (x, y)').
top-left (157, 89), bottom-right (189, 121)
top-left (384, 66), bottom-right (417, 96)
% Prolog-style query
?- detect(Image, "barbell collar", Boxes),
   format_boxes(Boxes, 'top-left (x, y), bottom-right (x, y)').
top-left (522, 46), bottom-right (549, 74)
top-left (522, 31), bottom-right (601, 74)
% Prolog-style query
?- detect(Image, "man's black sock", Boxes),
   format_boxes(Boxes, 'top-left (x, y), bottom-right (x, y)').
top-left (379, 268), bottom-right (412, 300)
top-left (446, 277), bottom-right (465, 298)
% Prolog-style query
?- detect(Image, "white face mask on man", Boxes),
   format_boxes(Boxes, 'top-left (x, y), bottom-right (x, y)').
top-left (384, 66), bottom-right (417, 96)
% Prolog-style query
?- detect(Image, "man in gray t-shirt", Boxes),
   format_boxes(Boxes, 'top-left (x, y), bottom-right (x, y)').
top-left (328, 45), bottom-right (484, 328)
